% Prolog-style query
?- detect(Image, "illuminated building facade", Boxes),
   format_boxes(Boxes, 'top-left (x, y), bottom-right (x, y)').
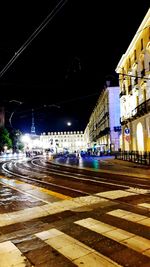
top-left (40, 131), bottom-right (85, 153)
top-left (84, 85), bottom-right (121, 153)
top-left (31, 109), bottom-right (36, 134)
top-left (84, 122), bottom-right (90, 150)
top-left (116, 8), bottom-right (150, 152)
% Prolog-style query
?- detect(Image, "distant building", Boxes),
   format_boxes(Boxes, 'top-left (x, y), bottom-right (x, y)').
top-left (116, 8), bottom-right (150, 152)
top-left (0, 107), bottom-right (5, 127)
top-left (31, 109), bottom-right (36, 134)
top-left (84, 85), bottom-right (121, 153)
top-left (40, 131), bottom-right (85, 153)
top-left (84, 122), bottom-right (90, 150)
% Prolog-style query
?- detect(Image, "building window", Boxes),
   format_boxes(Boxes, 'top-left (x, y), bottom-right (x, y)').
top-left (129, 58), bottom-right (131, 68)
top-left (136, 123), bottom-right (144, 152)
top-left (141, 38), bottom-right (143, 50)
top-left (141, 61), bottom-right (145, 77)
top-left (134, 70), bottom-right (138, 85)
top-left (134, 49), bottom-right (137, 61)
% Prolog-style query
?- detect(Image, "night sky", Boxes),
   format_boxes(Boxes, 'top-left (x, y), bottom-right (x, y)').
top-left (0, 1), bottom-right (150, 133)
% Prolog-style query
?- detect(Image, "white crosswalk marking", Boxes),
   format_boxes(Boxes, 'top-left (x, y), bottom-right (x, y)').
top-left (35, 228), bottom-right (122, 266)
top-left (138, 203), bottom-right (150, 209)
top-left (126, 188), bottom-right (150, 194)
top-left (0, 186), bottom-right (149, 266)
top-left (75, 217), bottom-right (150, 256)
top-left (95, 190), bottom-right (137, 199)
top-left (0, 241), bottom-right (28, 267)
top-left (0, 195), bottom-right (108, 227)
top-left (107, 209), bottom-right (150, 226)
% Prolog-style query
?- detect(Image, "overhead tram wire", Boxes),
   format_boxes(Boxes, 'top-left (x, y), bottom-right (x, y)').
top-left (0, 0), bottom-right (69, 79)
top-left (7, 91), bottom-right (100, 120)
top-left (54, 92), bottom-right (100, 106)
top-left (12, 92), bottom-right (99, 114)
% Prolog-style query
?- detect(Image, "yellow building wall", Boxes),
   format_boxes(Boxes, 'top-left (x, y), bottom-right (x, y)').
top-left (147, 138), bottom-right (150, 151)
top-left (117, 9), bottom-right (150, 152)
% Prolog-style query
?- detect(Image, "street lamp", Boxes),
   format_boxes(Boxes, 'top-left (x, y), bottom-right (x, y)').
top-left (67, 121), bottom-right (72, 126)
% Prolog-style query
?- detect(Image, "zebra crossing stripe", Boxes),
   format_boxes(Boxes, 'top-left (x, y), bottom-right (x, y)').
top-left (107, 209), bottom-right (150, 226)
top-left (138, 203), bottom-right (150, 209)
top-left (0, 195), bottom-right (109, 227)
top-left (35, 228), bottom-right (122, 266)
top-left (126, 188), bottom-right (150, 194)
top-left (75, 217), bottom-right (150, 257)
top-left (95, 190), bottom-right (137, 199)
top-left (0, 241), bottom-right (28, 267)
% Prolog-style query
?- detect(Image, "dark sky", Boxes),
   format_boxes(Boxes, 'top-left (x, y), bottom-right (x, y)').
top-left (0, 1), bottom-right (150, 133)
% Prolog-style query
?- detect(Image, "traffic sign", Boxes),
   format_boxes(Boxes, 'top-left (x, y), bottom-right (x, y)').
top-left (124, 128), bottom-right (130, 135)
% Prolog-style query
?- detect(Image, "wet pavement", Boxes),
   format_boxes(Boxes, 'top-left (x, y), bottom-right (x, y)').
top-left (0, 175), bottom-right (71, 213)
top-left (0, 157), bottom-right (150, 266)
top-left (0, 192), bottom-right (150, 266)
top-left (54, 155), bottom-right (150, 179)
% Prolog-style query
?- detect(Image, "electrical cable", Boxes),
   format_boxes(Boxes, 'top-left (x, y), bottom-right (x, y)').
top-left (0, 0), bottom-right (68, 78)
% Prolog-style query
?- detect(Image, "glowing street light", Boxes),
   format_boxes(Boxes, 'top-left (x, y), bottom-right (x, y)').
top-left (67, 122), bottom-right (72, 126)
top-left (21, 134), bottom-right (31, 144)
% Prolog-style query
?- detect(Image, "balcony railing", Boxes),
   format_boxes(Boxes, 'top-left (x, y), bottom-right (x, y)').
top-left (96, 127), bottom-right (110, 139)
top-left (97, 112), bottom-right (109, 128)
top-left (132, 98), bottom-right (150, 118)
top-left (120, 98), bottom-right (150, 124)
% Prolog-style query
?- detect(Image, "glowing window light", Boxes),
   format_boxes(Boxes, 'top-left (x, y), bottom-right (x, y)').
top-left (136, 122), bottom-right (144, 152)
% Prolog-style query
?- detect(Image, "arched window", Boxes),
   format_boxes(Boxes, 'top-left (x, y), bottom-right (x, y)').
top-left (136, 122), bottom-right (144, 152)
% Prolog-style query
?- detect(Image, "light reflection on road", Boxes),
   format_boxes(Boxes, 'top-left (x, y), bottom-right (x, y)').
top-left (55, 156), bottom-right (114, 170)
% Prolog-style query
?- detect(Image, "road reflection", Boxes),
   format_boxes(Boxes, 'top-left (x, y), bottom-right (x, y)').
top-left (55, 155), bottom-right (114, 170)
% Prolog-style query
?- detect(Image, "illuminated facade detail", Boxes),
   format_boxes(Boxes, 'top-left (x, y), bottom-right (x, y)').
top-left (137, 122), bottom-right (144, 151)
top-left (31, 109), bottom-right (36, 134)
top-left (84, 86), bottom-right (121, 153)
top-left (116, 8), bottom-right (150, 151)
top-left (40, 131), bottom-right (85, 153)
top-left (84, 123), bottom-right (90, 150)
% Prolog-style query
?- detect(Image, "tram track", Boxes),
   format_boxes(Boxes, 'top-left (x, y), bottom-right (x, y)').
top-left (3, 158), bottom-right (118, 197)
top-left (3, 157), bottom-right (150, 190)
top-left (1, 157), bottom-right (150, 198)
top-left (5, 159), bottom-right (126, 192)
top-left (2, 161), bottom-right (89, 198)
top-left (1, 158), bottom-right (150, 213)
top-left (33, 158), bottom-right (150, 189)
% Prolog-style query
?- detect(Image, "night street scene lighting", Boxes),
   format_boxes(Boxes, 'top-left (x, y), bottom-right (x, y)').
top-left (0, 3), bottom-right (150, 267)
